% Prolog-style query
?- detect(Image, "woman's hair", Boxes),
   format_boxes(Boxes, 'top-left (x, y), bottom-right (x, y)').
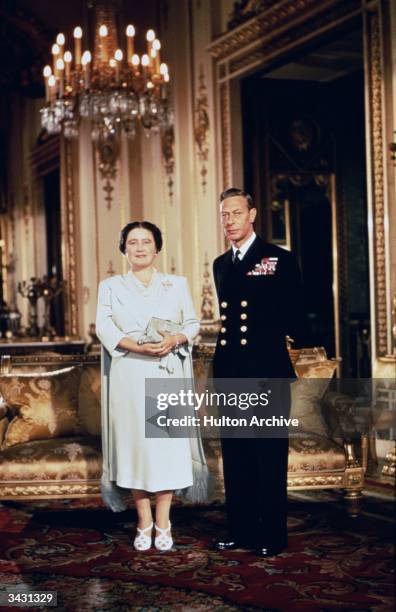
top-left (119, 221), bottom-right (163, 254)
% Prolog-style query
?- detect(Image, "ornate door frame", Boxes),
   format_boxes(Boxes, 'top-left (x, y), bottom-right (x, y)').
top-left (362, 0), bottom-right (395, 371)
top-left (59, 137), bottom-right (80, 338)
top-left (208, 0), bottom-right (395, 372)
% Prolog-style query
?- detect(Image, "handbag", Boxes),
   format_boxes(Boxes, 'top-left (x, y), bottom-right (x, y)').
top-left (137, 317), bottom-right (183, 344)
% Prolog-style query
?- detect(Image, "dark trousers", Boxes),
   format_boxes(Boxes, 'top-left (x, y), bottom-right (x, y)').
top-left (220, 436), bottom-right (289, 548)
top-left (217, 378), bottom-right (291, 550)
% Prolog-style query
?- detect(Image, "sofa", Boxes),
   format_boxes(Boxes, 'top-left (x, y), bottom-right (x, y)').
top-left (0, 347), bottom-right (367, 513)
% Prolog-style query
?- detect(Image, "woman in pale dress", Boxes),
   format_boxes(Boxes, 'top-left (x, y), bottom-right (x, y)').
top-left (96, 221), bottom-right (208, 552)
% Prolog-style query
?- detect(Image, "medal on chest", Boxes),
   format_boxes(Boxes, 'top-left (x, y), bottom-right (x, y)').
top-left (246, 257), bottom-right (278, 276)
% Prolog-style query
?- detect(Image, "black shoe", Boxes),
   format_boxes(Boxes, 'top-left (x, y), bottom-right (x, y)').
top-left (214, 539), bottom-right (239, 551)
top-left (255, 546), bottom-right (284, 557)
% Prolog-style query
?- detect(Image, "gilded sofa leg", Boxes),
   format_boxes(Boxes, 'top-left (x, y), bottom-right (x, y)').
top-left (343, 488), bottom-right (363, 517)
top-left (343, 439), bottom-right (366, 517)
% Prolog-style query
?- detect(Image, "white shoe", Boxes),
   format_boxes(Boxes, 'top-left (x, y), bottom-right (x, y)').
top-left (154, 521), bottom-right (173, 551)
top-left (133, 522), bottom-right (153, 551)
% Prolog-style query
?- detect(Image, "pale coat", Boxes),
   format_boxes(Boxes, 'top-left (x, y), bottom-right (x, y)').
top-left (96, 270), bottom-right (209, 511)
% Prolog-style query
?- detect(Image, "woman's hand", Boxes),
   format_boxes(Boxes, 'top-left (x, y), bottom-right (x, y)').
top-left (117, 332), bottom-right (187, 357)
top-left (135, 342), bottom-right (168, 356)
top-left (117, 337), bottom-right (164, 356)
top-left (155, 331), bottom-right (178, 357)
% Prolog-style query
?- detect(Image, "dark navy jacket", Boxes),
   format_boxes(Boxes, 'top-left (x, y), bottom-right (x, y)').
top-left (212, 236), bottom-right (306, 379)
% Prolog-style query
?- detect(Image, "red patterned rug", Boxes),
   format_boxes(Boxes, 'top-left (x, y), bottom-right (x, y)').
top-left (0, 491), bottom-right (394, 611)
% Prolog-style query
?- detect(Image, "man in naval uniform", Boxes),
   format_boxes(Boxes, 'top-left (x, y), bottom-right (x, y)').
top-left (212, 187), bottom-right (306, 557)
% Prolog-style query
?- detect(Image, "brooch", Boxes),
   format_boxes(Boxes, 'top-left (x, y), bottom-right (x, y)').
top-left (161, 280), bottom-right (173, 290)
top-left (246, 257), bottom-right (278, 276)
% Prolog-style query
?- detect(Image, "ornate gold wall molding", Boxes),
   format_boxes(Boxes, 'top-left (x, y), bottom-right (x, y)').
top-left (106, 260), bottom-right (116, 276)
top-left (161, 126), bottom-right (175, 201)
top-left (60, 137), bottom-right (79, 338)
top-left (199, 254), bottom-right (219, 342)
top-left (97, 136), bottom-right (119, 211)
top-left (220, 82), bottom-right (231, 188)
top-left (365, 7), bottom-right (388, 357)
top-left (82, 286), bottom-right (90, 305)
top-left (194, 65), bottom-right (210, 192)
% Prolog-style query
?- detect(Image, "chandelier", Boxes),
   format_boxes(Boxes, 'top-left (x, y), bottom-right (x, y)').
top-left (40, 3), bottom-right (173, 141)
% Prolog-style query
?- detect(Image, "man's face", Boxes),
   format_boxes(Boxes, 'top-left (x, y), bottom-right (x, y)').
top-left (220, 196), bottom-right (257, 246)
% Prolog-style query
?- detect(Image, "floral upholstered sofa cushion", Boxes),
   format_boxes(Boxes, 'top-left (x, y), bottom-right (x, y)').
top-left (0, 367), bottom-right (84, 449)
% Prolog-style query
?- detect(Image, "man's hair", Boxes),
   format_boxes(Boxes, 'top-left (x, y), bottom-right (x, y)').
top-left (220, 187), bottom-right (254, 210)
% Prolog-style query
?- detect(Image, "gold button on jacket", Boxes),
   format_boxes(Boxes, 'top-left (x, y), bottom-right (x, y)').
top-left (220, 339), bottom-right (227, 346)
top-left (241, 300), bottom-right (248, 307)
top-left (240, 338), bottom-right (248, 345)
top-left (221, 301), bottom-right (228, 308)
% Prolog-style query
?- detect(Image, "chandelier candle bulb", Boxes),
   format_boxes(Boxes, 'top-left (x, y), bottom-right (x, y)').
top-left (160, 62), bottom-right (169, 84)
top-left (152, 39), bottom-right (161, 73)
top-left (150, 48), bottom-right (157, 72)
top-left (56, 33), bottom-right (65, 57)
top-left (126, 25), bottom-right (135, 63)
top-left (99, 24), bottom-right (108, 64)
top-left (131, 53), bottom-right (140, 76)
top-left (146, 29), bottom-right (155, 56)
top-left (43, 65), bottom-right (52, 102)
top-left (81, 50), bottom-right (91, 89)
top-left (56, 58), bottom-right (65, 97)
top-left (114, 49), bottom-right (123, 83)
top-left (73, 27), bottom-right (82, 66)
top-left (161, 80), bottom-right (168, 99)
top-left (63, 51), bottom-right (72, 85)
top-left (52, 43), bottom-right (60, 76)
top-left (48, 75), bottom-right (56, 102)
top-left (141, 53), bottom-right (149, 78)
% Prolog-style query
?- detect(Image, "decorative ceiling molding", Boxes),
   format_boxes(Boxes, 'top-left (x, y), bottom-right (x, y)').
top-left (227, 0), bottom-right (275, 30)
top-left (208, 0), bottom-right (361, 64)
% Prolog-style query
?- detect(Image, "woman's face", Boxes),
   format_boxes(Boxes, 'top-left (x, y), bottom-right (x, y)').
top-left (125, 227), bottom-right (157, 269)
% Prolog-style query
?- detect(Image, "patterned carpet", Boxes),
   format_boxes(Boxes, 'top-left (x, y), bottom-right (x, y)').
top-left (0, 490), bottom-right (394, 611)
